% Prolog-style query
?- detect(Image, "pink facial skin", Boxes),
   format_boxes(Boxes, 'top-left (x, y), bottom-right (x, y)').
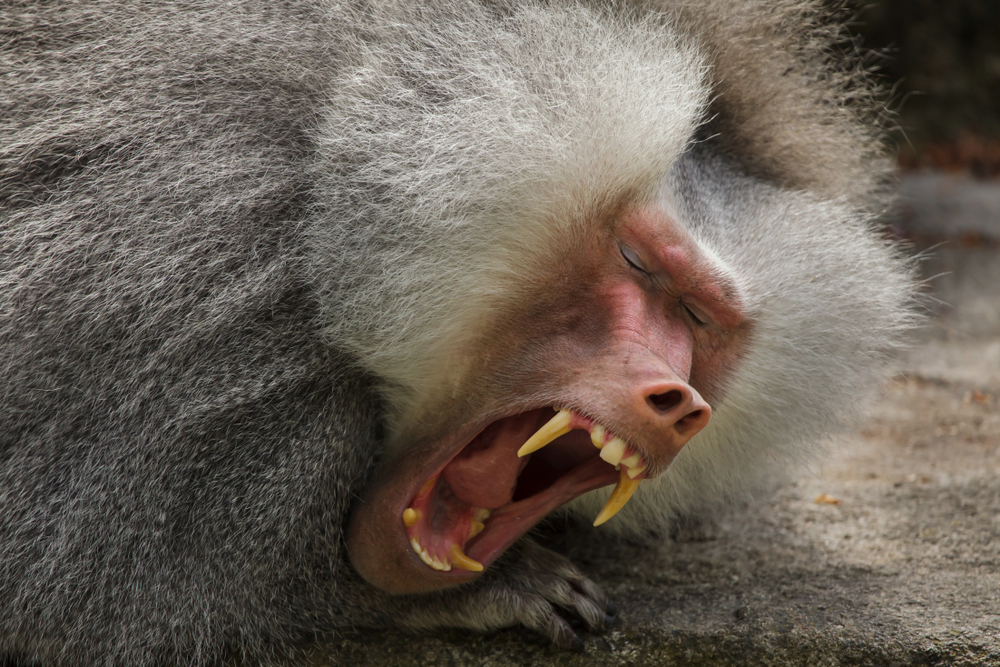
top-left (347, 203), bottom-right (752, 595)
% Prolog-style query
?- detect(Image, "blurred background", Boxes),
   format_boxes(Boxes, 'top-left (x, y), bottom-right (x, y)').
top-left (847, 0), bottom-right (1000, 178)
top-left (845, 0), bottom-right (1000, 339)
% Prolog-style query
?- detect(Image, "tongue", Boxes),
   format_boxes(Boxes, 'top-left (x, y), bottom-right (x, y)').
top-left (441, 413), bottom-right (542, 508)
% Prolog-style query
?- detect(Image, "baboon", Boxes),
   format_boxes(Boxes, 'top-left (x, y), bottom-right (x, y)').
top-left (0, 0), bottom-right (915, 664)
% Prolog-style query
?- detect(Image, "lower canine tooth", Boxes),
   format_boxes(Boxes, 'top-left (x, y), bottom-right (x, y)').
top-left (599, 437), bottom-right (627, 466)
top-left (449, 544), bottom-right (484, 572)
top-left (593, 468), bottom-right (642, 526)
top-left (517, 409), bottom-right (572, 457)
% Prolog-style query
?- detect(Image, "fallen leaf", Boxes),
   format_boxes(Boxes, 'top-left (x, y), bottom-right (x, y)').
top-left (814, 493), bottom-right (842, 505)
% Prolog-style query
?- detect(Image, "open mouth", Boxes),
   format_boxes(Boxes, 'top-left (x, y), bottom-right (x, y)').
top-left (402, 407), bottom-right (651, 573)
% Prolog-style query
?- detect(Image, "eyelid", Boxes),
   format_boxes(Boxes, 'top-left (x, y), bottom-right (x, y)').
top-left (682, 300), bottom-right (712, 326)
top-left (620, 244), bottom-right (647, 273)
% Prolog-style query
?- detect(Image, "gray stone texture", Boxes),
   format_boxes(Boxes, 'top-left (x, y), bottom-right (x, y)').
top-left (898, 173), bottom-right (1000, 241)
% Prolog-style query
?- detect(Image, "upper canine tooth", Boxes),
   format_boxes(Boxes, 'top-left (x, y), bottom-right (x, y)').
top-left (590, 424), bottom-right (606, 448)
top-left (599, 436), bottom-right (627, 466)
top-left (517, 409), bottom-right (572, 457)
top-left (593, 468), bottom-right (642, 526)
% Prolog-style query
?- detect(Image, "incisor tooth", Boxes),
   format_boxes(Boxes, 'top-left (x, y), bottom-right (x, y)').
top-left (449, 544), bottom-right (484, 572)
top-left (626, 463), bottom-right (647, 479)
top-left (593, 468), bottom-right (642, 526)
top-left (621, 452), bottom-right (641, 468)
top-left (590, 424), bottom-right (605, 448)
top-left (517, 409), bottom-right (572, 457)
top-left (599, 436), bottom-right (627, 466)
top-left (402, 508), bottom-right (421, 527)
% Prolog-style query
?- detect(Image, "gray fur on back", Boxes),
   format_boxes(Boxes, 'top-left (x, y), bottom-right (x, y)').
top-left (2, 2), bottom-right (382, 663)
top-left (1, 0), bottom-right (912, 664)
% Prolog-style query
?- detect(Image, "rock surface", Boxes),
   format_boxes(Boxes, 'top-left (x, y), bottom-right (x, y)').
top-left (315, 174), bottom-right (1000, 666)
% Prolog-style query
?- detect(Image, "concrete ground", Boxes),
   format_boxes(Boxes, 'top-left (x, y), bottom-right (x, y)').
top-left (317, 173), bottom-right (1000, 666)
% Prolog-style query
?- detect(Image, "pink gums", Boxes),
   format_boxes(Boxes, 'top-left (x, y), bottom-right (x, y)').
top-left (405, 476), bottom-right (481, 565)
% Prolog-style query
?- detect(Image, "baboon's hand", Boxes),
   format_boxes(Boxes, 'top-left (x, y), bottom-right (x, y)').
top-left (391, 539), bottom-right (614, 649)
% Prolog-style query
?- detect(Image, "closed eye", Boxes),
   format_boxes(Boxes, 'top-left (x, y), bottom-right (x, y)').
top-left (620, 244), bottom-right (647, 273)
top-left (682, 300), bottom-right (711, 326)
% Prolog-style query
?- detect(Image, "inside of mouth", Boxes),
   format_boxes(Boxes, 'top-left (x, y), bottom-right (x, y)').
top-left (403, 408), bottom-right (634, 573)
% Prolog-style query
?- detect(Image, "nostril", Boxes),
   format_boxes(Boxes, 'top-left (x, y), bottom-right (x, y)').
top-left (647, 389), bottom-right (683, 413)
top-left (675, 409), bottom-right (706, 435)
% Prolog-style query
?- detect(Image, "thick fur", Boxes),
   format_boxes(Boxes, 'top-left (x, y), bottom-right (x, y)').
top-left (1, 0), bottom-right (914, 665)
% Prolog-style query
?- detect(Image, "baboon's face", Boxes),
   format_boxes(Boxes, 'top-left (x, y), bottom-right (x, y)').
top-left (348, 201), bottom-right (752, 594)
